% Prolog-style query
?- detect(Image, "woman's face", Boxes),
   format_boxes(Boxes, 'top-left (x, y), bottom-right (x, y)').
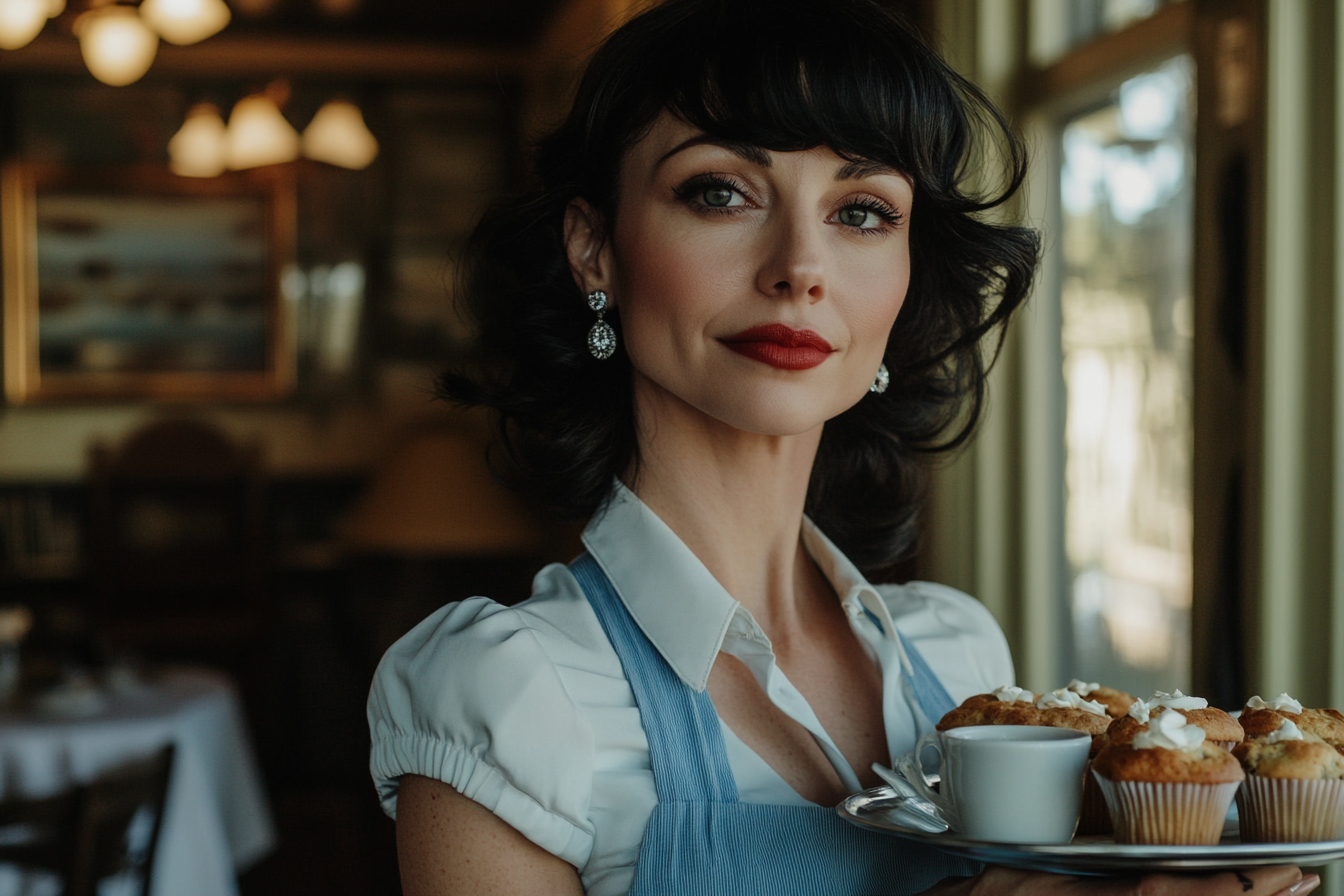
top-left (569, 112), bottom-right (913, 437)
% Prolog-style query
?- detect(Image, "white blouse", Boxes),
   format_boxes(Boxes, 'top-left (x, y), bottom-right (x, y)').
top-left (368, 483), bottom-right (1014, 896)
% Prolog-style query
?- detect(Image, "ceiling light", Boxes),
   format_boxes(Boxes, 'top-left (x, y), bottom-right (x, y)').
top-left (302, 100), bottom-right (379, 170)
top-left (225, 93), bottom-right (299, 170)
top-left (0, 0), bottom-right (50, 50)
top-left (74, 6), bottom-right (159, 86)
top-left (168, 102), bottom-right (227, 177)
top-left (139, 0), bottom-right (230, 46)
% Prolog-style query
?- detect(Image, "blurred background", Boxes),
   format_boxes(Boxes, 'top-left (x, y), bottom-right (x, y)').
top-left (2, 0), bottom-right (1343, 893)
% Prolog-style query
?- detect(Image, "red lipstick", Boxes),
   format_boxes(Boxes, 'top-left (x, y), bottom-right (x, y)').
top-left (720, 324), bottom-right (834, 370)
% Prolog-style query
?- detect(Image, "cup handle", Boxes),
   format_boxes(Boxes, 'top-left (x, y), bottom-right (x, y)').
top-left (894, 734), bottom-right (958, 827)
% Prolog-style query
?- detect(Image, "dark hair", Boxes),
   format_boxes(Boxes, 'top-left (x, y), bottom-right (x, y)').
top-left (440, 0), bottom-right (1039, 570)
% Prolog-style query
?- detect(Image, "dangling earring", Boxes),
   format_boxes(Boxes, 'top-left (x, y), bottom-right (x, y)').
top-left (587, 290), bottom-right (616, 360)
top-left (869, 362), bottom-right (889, 394)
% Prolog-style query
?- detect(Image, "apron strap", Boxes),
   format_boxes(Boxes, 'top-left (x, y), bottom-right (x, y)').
top-left (862, 607), bottom-right (957, 725)
top-left (570, 553), bottom-right (739, 804)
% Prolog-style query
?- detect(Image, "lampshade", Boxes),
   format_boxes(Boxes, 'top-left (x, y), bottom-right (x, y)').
top-left (302, 100), bottom-right (379, 170)
top-left (342, 431), bottom-right (542, 556)
top-left (0, 0), bottom-right (49, 50)
top-left (139, 0), bottom-right (230, 45)
top-left (168, 103), bottom-right (227, 178)
top-left (225, 93), bottom-right (299, 170)
top-left (74, 6), bottom-right (159, 87)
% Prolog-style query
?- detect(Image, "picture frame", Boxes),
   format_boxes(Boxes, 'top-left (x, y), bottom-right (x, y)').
top-left (2, 163), bottom-right (296, 403)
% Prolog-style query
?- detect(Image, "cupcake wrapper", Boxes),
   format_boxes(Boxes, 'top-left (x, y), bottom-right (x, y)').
top-left (1237, 776), bottom-right (1344, 842)
top-left (1077, 761), bottom-right (1113, 836)
top-left (1095, 774), bottom-right (1240, 845)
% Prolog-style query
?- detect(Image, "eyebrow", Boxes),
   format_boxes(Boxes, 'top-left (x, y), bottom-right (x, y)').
top-left (657, 135), bottom-right (905, 183)
top-left (656, 135), bottom-right (771, 168)
top-left (835, 157), bottom-right (903, 181)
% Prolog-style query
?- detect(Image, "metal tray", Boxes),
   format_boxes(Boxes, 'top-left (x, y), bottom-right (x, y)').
top-left (838, 786), bottom-right (1344, 875)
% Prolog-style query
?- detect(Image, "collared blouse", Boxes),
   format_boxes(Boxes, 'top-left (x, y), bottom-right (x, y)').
top-left (368, 483), bottom-right (1014, 896)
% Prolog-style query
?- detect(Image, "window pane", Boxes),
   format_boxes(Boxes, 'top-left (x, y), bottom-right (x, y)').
top-left (1060, 55), bottom-right (1194, 696)
top-left (1032, 0), bottom-right (1185, 66)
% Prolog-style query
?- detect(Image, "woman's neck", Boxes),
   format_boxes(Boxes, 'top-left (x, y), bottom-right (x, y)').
top-left (624, 376), bottom-right (826, 632)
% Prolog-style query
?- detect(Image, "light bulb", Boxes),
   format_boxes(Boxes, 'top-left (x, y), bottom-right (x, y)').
top-left (168, 103), bottom-right (227, 177)
top-left (44, 0), bottom-right (63, 16)
top-left (302, 100), bottom-right (379, 170)
top-left (0, 0), bottom-right (48, 50)
top-left (74, 6), bottom-right (159, 86)
top-left (139, 0), bottom-right (229, 46)
top-left (225, 94), bottom-right (299, 170)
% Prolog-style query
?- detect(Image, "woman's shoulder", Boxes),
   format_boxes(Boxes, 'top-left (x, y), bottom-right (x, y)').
top-left (372, 562), bottom-right (611, 687)
top-left (873, 579), bottom-right (1015, 697)
top-left (367, 561), bottom-right (618, 868)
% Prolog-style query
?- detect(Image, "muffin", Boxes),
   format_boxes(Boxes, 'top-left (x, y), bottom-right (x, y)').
top-left (1240, 694), bottom-right (1344, 753)
top-left (938, 685), bottom-right (1109, 737)
top-left (1092, 711), bottom-right (1244, 845)
top-left (1107, 692), bottom-right (1244, 752)
top-left (1234, 716), bottom-right (1344, 842)
top-left (1067, 679), bottom-right (1137, 719)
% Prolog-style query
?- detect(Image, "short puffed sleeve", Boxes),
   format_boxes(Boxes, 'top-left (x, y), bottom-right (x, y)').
top-left (367, 589), bottom-right (597, 868)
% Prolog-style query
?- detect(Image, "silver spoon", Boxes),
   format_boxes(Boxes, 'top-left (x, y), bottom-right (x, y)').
top-left (869, 763), bottom-right (950, 834)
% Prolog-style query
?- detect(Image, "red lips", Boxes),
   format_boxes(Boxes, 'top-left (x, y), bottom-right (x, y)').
top-left (720, 324), bottom-right (834, 370)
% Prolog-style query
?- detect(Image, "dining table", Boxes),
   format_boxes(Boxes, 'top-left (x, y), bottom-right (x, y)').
top-left (0, 665), bottom-right (276, 896)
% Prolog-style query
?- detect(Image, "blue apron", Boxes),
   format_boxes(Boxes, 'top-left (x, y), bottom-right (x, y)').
top-left (570, 553), bottom-right (981, 895)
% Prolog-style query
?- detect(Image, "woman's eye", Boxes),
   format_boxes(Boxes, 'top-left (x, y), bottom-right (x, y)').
top-left (838, 206), bottom-right (877, 228)
top-left (703, 186), bottom-right (738, 207)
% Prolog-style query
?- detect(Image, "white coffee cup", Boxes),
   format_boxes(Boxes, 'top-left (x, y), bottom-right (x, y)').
top-left (901, 725), bottom-right (1091, 843)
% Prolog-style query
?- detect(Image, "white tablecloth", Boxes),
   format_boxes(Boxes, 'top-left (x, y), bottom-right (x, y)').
top-left (0, 667), bottom-right (276, 896)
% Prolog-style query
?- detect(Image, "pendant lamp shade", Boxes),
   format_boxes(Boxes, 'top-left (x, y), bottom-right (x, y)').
top-left (0, 0), bottom-right (49, 50)
top-left (139, 0), bottom-right (230, 45)
top-left (74, 6), bottom-right (159, 86)
top-left (225, 94), bottom-right (299, 170)
top-left (168, 103), bottom-right (227, 178)
top-left (302, 100), bottom-right (379, 170)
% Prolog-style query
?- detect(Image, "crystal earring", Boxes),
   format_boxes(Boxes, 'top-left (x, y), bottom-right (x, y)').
top-left (587, 290), bottom-right (616, 359)
top-left (870, 362), bottom-right (889, 394)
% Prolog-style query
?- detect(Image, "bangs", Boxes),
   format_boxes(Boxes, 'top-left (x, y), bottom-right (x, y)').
top-left (564, 0), bottom-right (999, 208)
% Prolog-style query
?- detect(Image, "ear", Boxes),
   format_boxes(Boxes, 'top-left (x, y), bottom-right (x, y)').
top-left (564, 198), bottom-right (615, 301)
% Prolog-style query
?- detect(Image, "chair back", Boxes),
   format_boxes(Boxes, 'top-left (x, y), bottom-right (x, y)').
top-left (0, 744), bottom-right (174, 896)
top-left (88, 418), bottom-right (266, 649)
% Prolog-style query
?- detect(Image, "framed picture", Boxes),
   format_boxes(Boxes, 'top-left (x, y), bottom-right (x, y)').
top-left (2, 163), bottom-right (296, 403)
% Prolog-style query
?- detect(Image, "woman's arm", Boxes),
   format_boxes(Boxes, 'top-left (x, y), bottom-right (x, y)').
top-left (928, 866), bottom-right (1315, 896)
top-left (396, 774), bottom-right (585, 896)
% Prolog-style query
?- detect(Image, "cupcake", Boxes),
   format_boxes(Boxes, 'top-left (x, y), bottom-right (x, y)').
top-left (1092, 711), bottom-right (1245, 845)
top-left (1107, 691), bottom-right (1244, 752)
top-left (1234, 716), bottom-right (1344, 842)
top-left (938, 685), bottom-right (1110, 737)
top-left (1067, 679), bottom-right (1138, 719)
top-left (1241, 694), bottom-right (1344, 753)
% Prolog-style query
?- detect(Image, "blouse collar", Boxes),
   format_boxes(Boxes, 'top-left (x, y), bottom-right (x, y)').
top-left (580, 481), bottom-right (897, 692)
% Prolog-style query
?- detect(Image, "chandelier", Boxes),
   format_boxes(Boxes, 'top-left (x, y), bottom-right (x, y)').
top-left (0, 0), bottom-right (231, 85)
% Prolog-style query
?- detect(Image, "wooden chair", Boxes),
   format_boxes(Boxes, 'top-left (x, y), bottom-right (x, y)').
top-left (87, 418), bottom-right (267, 655)
top-left (0, 745), bottom-right (175, 896)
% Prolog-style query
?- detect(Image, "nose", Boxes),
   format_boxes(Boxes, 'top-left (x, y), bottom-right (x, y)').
top-left (756, 211), bottom-right (826, 302)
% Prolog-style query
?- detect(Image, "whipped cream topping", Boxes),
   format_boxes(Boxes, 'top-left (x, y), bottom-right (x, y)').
top-left (1133, 709), bottom-right (1206, 751)
top-left (993, 685), bottom-right (1034, 703)
top-left (1128, 698), bottom-right (1153, 723)
top-left (1246, 693), bottom-right (1304, 715)
top-left (1150, 689), bottom-right (1209, 711)
top-left (1067, 679), bottom-right (1100, 696)
top-left (1265, 718), bottom-right (1305, 744)
top-left (1036, 688), bottom-right (1107, 717)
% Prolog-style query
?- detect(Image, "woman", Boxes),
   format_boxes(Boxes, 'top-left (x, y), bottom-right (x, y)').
top-left (368, 1), bottom-right (1311, 894)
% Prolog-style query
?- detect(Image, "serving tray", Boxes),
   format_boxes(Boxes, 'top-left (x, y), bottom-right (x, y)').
top-left (838, 786), bottom-right (1344, 875)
